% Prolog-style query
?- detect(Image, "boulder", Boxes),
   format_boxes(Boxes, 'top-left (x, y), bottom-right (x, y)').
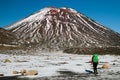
top-left (13, 70), bottom-right (19, 74)
top-left (25, 70), bottom-right (38, 76)
top-left (20, 69), bottom-right (26, 75)
top-left (102, 64), bottom-right (109, 69)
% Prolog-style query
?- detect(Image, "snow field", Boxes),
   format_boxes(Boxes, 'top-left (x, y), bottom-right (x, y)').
top-left (0, 52), bottom-right (120, 78)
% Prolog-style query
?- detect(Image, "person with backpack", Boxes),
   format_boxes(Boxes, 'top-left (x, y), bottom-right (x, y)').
top-left (92, 53), bottom-right (99, 74)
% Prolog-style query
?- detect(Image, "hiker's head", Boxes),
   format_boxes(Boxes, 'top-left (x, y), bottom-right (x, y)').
top-left (93, 53), bottom-right (98, 56)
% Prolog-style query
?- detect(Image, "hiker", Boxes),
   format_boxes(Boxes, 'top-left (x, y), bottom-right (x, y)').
top-left (92, 53), bottom-right (99, 74)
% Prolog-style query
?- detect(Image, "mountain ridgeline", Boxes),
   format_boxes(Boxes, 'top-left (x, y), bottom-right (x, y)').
top-left (2, 7), bottom-right (120, 54)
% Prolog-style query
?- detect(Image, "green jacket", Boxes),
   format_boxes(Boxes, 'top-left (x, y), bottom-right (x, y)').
top-left (92, 53), bottom-right (99, 63)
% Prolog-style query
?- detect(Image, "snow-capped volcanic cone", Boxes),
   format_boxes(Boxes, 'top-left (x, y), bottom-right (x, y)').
top-left (6, 7), bottom-right (120, 50)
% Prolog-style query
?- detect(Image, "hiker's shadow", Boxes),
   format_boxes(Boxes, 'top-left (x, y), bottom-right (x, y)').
top-left (57, 70), bottom-right (94, 77)
top-left (85, 70), bottom-right (93, 73)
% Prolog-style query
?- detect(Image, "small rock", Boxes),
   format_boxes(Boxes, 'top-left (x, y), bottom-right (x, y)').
top-left (113, 63), bottom-right (116, 65)
top-left (116, 71), bottom-right (120, 74)
top-left (59, 62), bottom-right (68, 64)
top-left (4, 59), bottom-right (11, 63)
top-left (0, 74), bottom-right (4, 76)
top-left (17, 60), bottom-right (28, 62)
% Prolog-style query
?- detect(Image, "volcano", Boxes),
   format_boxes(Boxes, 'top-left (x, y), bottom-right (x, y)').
top-left (5, 7), bottom-right (120, 51)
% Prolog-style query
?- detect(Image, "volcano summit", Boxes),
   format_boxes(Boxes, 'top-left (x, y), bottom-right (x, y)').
top-left (5, 7), bottom-right (120, 52)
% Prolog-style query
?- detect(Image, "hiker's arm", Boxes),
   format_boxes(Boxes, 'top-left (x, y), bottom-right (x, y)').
top-left (97, 55), bottom-right (99, 64)
top-left (92, 56), bottom-right (93, 63)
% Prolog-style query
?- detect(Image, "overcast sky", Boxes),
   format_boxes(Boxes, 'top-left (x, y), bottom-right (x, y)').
top-left (0, 0), bottom-right (120, 33)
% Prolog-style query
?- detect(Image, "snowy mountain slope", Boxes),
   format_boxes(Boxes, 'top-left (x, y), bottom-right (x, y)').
top-left (5, 7), bottom-right (120, 50)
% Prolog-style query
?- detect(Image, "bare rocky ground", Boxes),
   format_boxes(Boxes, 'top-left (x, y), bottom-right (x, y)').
top-left (0, 71), bottom-right (120, 80)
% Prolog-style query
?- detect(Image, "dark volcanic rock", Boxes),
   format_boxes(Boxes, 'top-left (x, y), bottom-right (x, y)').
top-left (0, 28), bottom-right (17, 45)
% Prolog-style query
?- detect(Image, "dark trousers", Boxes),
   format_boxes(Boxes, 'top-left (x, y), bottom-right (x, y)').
top-left (93, 62), bottom-right (98, 73)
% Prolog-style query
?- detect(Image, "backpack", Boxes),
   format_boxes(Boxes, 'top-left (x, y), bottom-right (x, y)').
top-left (93, 54), bottom-right (98, 63)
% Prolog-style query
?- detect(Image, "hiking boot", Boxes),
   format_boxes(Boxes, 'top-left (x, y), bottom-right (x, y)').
top-left (94, 70), bottom-right (98, 74)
